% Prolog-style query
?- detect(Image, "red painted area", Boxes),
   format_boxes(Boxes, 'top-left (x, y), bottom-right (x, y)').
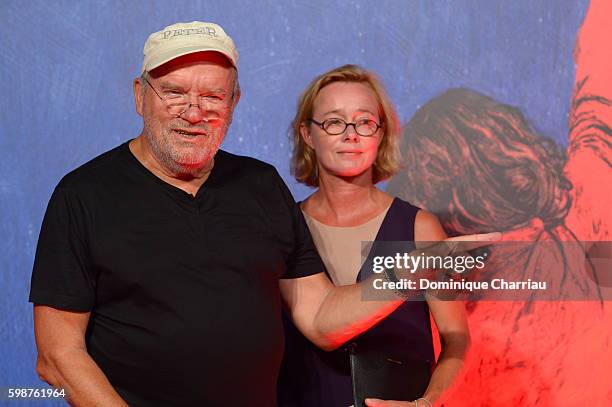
top-left (438, 2), bottom-right (612, 404)
top-left (391, 1), bottom-right (612, 404)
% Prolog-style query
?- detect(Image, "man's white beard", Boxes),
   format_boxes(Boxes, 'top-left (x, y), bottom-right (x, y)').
top-left (143, 118), bottom-right (226, 178)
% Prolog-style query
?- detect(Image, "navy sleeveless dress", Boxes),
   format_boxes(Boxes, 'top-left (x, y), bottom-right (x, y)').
top-left (278, 198), bottom-right (435, 406)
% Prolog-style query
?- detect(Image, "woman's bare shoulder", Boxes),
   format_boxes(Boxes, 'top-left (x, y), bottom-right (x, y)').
top-left (414, 209), bottom-right (447, 242)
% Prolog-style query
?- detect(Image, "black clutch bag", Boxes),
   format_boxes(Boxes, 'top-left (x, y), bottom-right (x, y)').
top-left (348, 342), bottom-right (432, 407)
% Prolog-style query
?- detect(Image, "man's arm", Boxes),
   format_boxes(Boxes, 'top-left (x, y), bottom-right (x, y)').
top-left (280, 270), bottom-right (404, 351)
top-left (280, 211), bottom-right (488, 352)
top-left (34, 305), bottom-right (128, 407)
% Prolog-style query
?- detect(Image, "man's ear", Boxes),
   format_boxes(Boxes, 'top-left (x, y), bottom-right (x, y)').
top-left (231, 87), bottom-right (241, 109)
top-left (300, 122), bottom-right (314, 149)
top-left (134, 78), bottom-right (144, 117)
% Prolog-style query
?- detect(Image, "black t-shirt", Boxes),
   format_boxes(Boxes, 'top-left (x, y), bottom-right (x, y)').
top-left (30, 141), bottom-right (324, 406)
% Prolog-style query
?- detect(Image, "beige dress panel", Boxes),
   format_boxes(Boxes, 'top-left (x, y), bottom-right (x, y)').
top-left (302, 207), bottom-right (390, 286)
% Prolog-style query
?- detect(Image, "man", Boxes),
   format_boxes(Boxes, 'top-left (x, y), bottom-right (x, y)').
top-left (30, 21), bottom-right (484, 406)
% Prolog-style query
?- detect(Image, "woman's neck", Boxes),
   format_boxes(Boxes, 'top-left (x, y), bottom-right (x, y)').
top-left (303, 170), bottom-right (392, 226)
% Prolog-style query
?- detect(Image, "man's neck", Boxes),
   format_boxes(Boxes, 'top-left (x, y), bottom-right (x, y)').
top-left (129, 136), bottom-right (213, 197)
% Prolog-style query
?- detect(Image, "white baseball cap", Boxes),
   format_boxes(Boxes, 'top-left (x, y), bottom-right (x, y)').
top-left (141, 21), bottom-right (238, 74)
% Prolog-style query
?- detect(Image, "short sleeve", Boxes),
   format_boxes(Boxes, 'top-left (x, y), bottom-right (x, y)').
top-left (270, 170), bottom-right (325, 280)
top-left (29, 184), bottom-right (97, 311)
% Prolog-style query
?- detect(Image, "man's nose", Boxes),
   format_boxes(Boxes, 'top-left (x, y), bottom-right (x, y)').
top-left (179, 104), bottom-right (207, 124)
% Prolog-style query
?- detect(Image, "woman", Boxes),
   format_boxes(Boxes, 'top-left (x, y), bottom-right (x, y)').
top-left (278, 65), bottom-right (471, 407)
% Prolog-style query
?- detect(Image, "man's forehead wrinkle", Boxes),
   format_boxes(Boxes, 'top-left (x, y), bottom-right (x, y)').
top-left (155, 79), bottom-right (186, 90)
top-left (162, 81), bottom-right (231, 92)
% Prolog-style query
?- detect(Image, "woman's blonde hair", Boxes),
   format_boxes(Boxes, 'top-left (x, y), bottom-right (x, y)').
top-left (290, 64), bottom-right (401, 186)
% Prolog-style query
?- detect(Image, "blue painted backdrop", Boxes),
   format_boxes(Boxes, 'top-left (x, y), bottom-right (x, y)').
top-left (0, 0), bottom-right (588, 404)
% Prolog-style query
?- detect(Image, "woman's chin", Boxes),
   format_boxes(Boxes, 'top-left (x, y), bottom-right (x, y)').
top-left (329, 167), bottom-right (372, 180)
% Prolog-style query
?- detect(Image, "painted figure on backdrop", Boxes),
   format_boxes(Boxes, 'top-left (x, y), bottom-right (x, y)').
top-left (387, 0), bottom-right (612, 405)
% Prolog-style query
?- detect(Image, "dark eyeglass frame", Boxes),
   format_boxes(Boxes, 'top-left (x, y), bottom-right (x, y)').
top-left (142, 77), bottom-right (231, 118)
top-left (308, 118), bottom-right (382, 137)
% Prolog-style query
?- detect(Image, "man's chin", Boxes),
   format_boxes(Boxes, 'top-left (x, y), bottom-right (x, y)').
top-left (172, 157), bottom-right (215, 176)
top-left (166, 142), bottom-right (221, 175)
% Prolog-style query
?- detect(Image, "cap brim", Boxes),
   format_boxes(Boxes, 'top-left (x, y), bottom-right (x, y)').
top-left (142, 45), bottom-right (237, 74)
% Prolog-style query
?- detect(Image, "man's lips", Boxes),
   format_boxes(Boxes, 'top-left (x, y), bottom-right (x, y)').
top-left (173, 128), bottom-right (208, 137)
